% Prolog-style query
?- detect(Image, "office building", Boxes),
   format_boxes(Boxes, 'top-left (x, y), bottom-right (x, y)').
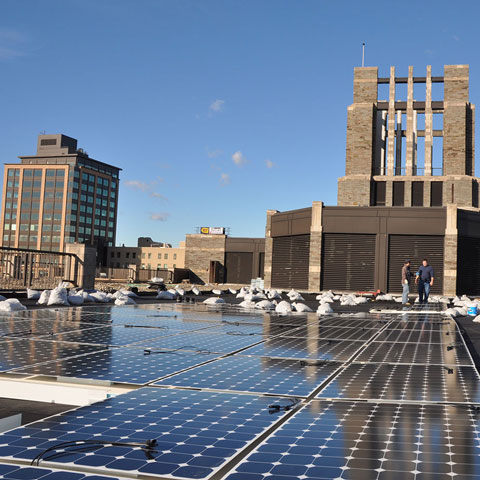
top-left (0, 134), bottom-right (121, 264)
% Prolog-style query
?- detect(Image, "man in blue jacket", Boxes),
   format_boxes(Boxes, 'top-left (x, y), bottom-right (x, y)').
top-left (415, 259), bottom-right (434, 304)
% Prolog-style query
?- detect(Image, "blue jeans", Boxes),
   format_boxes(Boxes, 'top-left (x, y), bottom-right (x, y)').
top-left (402, 283), bottom-right (409, 304)
top-left (418, 281), bottom-right (431, 304)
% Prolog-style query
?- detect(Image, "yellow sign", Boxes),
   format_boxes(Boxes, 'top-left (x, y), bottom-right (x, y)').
top-left (200, 227), bottom-right (210, 234)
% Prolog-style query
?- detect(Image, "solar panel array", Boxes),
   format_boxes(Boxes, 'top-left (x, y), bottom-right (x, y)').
top-left (0, 302), bottom-right (479, 480)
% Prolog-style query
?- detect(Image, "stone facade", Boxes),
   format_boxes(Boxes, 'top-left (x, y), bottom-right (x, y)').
top-left (184, 234), bottom-right (226, 284)
top-left (338, 64), bottom-right (478, 210)
top-left (308, 201), bottom-right (323, 291)
top-left (263, 210), bottom-right (277, 289)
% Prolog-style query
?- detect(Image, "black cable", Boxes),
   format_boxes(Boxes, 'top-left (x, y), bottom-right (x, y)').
top-left (147, 314), bottom-right (178, 318)
top-left (1, 329), bottom-right (33, 338)
top-left (31, 438), bottom-right (158, 466)
top-left (144, 346), bottom-right (211, 355)
top-left (268, 398), bottom-right (301, 413)
top-left (226, 331), bottom-right (257, 336)
top-left (442, 366), bottom-right (454, 374)
top-left (124, 324), bottom-right (169, 330)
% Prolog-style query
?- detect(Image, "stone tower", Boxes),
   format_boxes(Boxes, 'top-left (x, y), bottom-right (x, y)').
top-left (338, 65), bottom-right (477, 209)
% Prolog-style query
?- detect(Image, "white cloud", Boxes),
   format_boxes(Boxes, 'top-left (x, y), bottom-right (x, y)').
top-left (265, 159), bottom-right (275, 169)
top-left (123, 180), bottom-right (151, 192)
top-left (209, 99), bottom-right (225, 112)
top-left (207, 148), bottom-right (223, 158)
top-left (150, 192), bottom-right (167, 201)
top-left (232, 150), bottom-right (247, 167)
top-left (220, 173), bottom-right (230, 185)
top-left (150, 212), bottom-right (170, 221)
top-left (453, 35), bottom-right (460, 42)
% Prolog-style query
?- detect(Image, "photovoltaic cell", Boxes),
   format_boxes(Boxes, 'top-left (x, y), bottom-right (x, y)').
top-left (13, 347), bottom-right (219, 384)
top-left (0, 462), bottom-right (127, 479)
top-left (154, 355), bottom-right (340, 396)
top-left (355, 340), bottom-right (472, 366)
top-left (225, 400), bottom-right (480, 480)
top-left (280, 325), bottom-right (380, 341)
top-left (0, 388), bottom-right (290, 480)
top-left (0, 318), bottom-right (101, 338)
top-left (316, 363), bottom-right (480, 403)
top-left (0, 338), bottom-right (106, 372)
top-left (240, 337), bottom-right (365, 362)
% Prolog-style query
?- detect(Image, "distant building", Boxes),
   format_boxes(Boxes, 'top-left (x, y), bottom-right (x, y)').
top-left (137, 237), bottom-right (171, 248)
top-left (107, 240), bottom-right (185, 271)
top-left (0, 134), bottom-right (121, 264)
top-left (185, 234), bottom-right (265, 284)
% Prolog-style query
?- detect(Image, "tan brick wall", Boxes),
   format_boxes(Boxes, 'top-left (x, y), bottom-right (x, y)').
top-left (263, 210), bottom-right (277, 288)
top-left (338, 176), bottom-right (371, 206)
top-left (308, 201), bottom-right (323, 291)
top-left (184, 234), bottom-right (226, 284)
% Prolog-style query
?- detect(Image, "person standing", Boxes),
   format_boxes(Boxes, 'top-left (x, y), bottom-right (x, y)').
top-left (415, 259), bottom-right (434, 304)
top-left (401, 260), bottom-right (411, 305)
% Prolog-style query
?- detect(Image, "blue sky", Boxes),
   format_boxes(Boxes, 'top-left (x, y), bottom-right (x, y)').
top-left (0, 0), bottom-right (476, 246)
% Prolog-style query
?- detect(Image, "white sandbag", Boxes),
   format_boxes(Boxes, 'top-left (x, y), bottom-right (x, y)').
top-left (319, 296), bottom-right (334, 304)
top-left (115, 295), bottom-right (136, 305)
top-left (317, 303), bottom-right (334, 315)
top-left (244, 293), bottom-right (267, 302)
top-left (376, 294), bottom-right (394, 301)
top-left (289, 293), bottom-right (305, 302)
top-left (0, 298), bottom-right (26, 312)
top-left (275, 301), bottom-right (293, 314)
top-left (355, 297), bottom-right (369, 304)
top-left (175, 287), bottom-right (185, 296)
top-left (47, 287), bottom-right (69, 306)
top-left (212, 289), bottom-right (222, 295)
top-left (150, 277), bottom-right (164, 283)
top-left (120, 289), bottom-right (137, 297)
top-left (203, 297), bottom-right (225, 305)
top-left (445, 308), bottom-right (459, 317)
top-left (292, 303), bottom-right (313, 313)
top-left (80, 291), bottom-right (95, 303)
top-left (27, 289), bottom-right (41, 300)
top-left (0, 295), bottom-right (5, 301)
top-left (267, 290), bottom-right (282, 300)
top-left (340, 296), bottom-right (357, 306)
top-left (473, 315), bottom-right (480, 323)
top-left (37, 290), bottom-right (51, 305)
top-left (229, 288), bottom-right (237, 295)
top-left (90, 291), bottom-right (110, 303)
top-left (157, 291), bottom-right (176, 300)
top-left (238, 300), bottom-right (256, 309)
top-left (455, 307), bottom-right (468, 316)
top-left (255, 300), bottom-right (275, 310)
top-left (67, 294), bottom-right (84, 306)
top-left (167, 289), bottom-right (178, 296)
top-left (192, 286), bottom-right (200, 295)
top-left (393, 297), bottom-right (403, 303)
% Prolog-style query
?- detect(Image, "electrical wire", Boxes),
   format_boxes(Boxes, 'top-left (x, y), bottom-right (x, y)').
top-left (31, 438), bottom-right (158, 466)
top-left (268, 397), bottom-right (301, 413)
top-left (143, 345), bottom-right (212, 355)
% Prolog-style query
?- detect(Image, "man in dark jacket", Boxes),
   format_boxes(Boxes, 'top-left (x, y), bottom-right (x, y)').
top-left (401, 260), bottom-right (411, 305)
top-left (415, 259), bottom-right (434, 304)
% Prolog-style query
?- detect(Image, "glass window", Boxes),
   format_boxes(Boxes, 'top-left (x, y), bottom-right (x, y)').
top-left (80, 205), bottom-right (86, 212)
top-left (85, 227), bottom-right (91, 235)
top-left (110, 201), bottom-right (115, 209)
top-left (164, 253), bottom-right (168, 259)
top-left (31, 213), bottom-right (39, 220)
top-left (3, 224), bottom-right (9, 230)
top-left (53, 213), bottom-right (61, 220)
top-left (31, 202), bottom-right (39, 210)
top-left (148, 253), bottom-right (151, 259)
top-left (53, 224), bottom-right (61, 232)
top-left (86, 206), bottom-right (93, 214)
top-left (43, 213), bottom-right (53, 221)
top-left (4, 213), bottom-right (10, 220)
top-left (79, 216), bottom-right (86, 223)
top-left (11, 224), bottom-right (16, 231)
top-left (142, 253), bottom-right (145, 259)
top-left (34, 169), bottom-right (42, 177)
top-left (46, 169), bottom-right (55, 177)
top-left (164, 264), bottom-right (168, 268)
top-left (126, 252), bottom-right (130, 258)
top-left (132, 252), bottom-right (136, 259)
top-left (44, 191), bottom-right (54, 199)
top-left (78, 226), bottom-right (85, 234)
top-left (55, 181), bottom-right (63, 188)
top-left (3, 235), bottom-right (8, 241)
top-left (23, 180), bottom-right (32, 188)
top-left (89, 174), bottom-right (95, 182)
top-left (173, 253), bottom-right (177, 260)
top-left (88, 185), bottom-right (94, 193)
top-left (43, 202), bottom-right (53, 210)
top-left (20, 224), bottom-right (28, 231)
top-left (32, 191), bottom-right (41, 198)
top-left (55, 191), bottom-right (63, 199)
top-left (23, 169), bottom-right (33, 177)
top-left (42, 224), bottom-right (51, 232)
top-left (56, 170), bottom-right (64, 177)
top-left (45, 181), bottom-right (54, 188)
top-left (173, 264), bottom-right (176, 268)
top-left (33, 180), bottom-right (41, 188)
top-left (30, 224), bottom-right (38, 231)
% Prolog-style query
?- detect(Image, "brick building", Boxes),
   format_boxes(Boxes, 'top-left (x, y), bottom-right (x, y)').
top-left (265, 64), bottom-right (480, 296)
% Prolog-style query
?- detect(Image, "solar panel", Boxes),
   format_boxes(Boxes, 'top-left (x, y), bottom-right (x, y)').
top-left (133, 331), bottom-right (265, 354)
top-left (240, 337), bottom-right (366, 362)
top-left (373, 327), bottom-right (463, 344)
top-left (355, 340), bottom-right (472, 366)
top-left (0, 339), bottom-right (107, 373)
top-left (0, 318), bottom-right (102, 338)
top-left (41, 325), bottom-right (177, 347)
top-left (0, 462), bottom-right (127, 479)
top-left (316, 363), bottom-right (480, 403)
top-left (154, 355), bottom-right (341, 396)
top-left (280, 325), bottom-right (381, 341)
top-left (0, 388), bottom-right (292, 479)
top-left (13, 347), bottom-right (219, 384)
top-left (225, 400), bottom-right (480, 480)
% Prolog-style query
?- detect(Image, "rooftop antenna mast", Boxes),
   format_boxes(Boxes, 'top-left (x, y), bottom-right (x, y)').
top-left (362, 42), bottom-right (365, 67)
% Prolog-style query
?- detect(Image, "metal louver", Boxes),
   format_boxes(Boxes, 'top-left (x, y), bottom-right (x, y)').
top-left (271, 235), bottom-right (310, 289)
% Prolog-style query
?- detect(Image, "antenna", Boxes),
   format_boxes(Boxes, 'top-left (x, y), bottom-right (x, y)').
top-left (362, 42), bottom-right (365, 67)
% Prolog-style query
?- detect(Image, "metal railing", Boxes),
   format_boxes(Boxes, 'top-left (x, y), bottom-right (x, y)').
top-left (0, 247), bottom-right (79, 290)
top-left (95, 267), bottom-right (190, 284)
